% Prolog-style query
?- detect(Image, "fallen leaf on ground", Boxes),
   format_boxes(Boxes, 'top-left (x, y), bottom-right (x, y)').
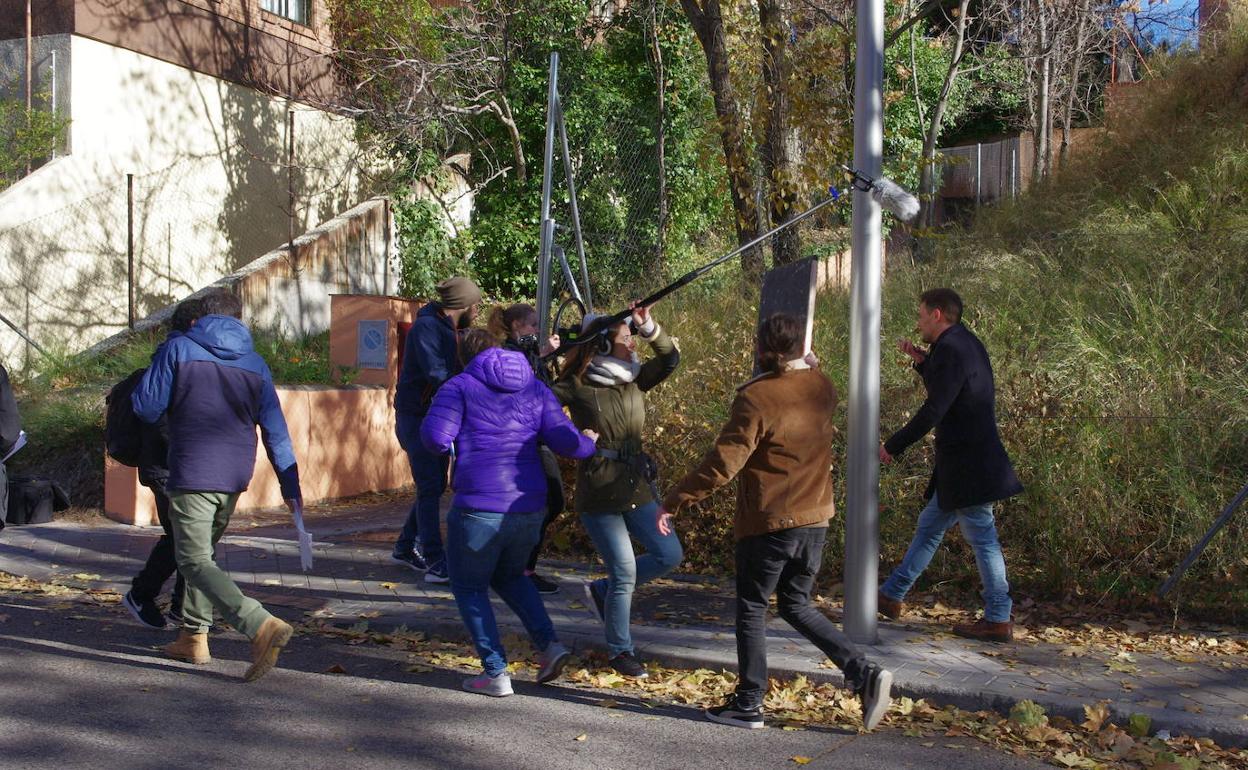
top-left (325, 664), bottom-right (348, 674)
top-left (573, 734), bottom-right (588, 742)
top-left (790, 757), bottom-right (812, 765)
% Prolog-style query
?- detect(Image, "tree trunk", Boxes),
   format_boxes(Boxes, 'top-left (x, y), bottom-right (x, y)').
top-left (758, 0), bottom-right (800, 265)
top-left (1032, 0), bottom-right (1052, 182)
top-left (1059, 0), bottom-right (1091, 167)
top-left (680, 0), bottom-right (763, 275)
top-left (917, 0), bottom-right (971, 228)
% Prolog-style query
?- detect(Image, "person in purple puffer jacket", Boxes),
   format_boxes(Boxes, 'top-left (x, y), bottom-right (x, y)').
top-left (421, 329), bottom-right (599, 697)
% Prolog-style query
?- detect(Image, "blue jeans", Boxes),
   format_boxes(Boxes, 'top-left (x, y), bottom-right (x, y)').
top-left (394, 411), bottom-right (447, 564)
top-left (445, 508), bottom-right (557, 676)
top-left (580, 501), bottom-right (683, 657)
top-left (881, 494), bottom-right (1012, 623)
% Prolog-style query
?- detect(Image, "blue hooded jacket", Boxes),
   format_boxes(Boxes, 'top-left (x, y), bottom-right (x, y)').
top-left (131, 315), bottom-right (301, 500)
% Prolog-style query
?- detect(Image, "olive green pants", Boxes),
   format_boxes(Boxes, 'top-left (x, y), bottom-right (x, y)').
top-left (169, 491), bottom-right (271, 638)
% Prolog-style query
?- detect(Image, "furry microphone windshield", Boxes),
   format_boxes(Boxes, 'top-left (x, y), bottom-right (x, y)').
top-left (870, 177), bottom-right (921, 224)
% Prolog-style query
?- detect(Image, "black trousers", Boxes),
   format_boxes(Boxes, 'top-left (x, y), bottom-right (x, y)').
top-left (526, 446), bottom-right (566, 572)
top-left (734, 526), bottom-right (866, 709)
top-left (130, 477), bottom-right (186, 613)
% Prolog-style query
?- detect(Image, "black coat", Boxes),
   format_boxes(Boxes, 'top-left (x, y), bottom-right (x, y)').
top-left (884, 323), bottom-right (1022, 511)
top-left (0, 364), bottom-right (19, 458)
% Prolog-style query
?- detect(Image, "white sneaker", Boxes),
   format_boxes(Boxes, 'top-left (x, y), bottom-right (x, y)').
top-left (537, 642), bottom-right (571, 684)
top-left (858, 663), bottom-right (893, 731)
top-left (463, 671), bottom-right (514, 697)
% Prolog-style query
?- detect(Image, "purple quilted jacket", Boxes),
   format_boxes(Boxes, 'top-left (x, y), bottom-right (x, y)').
top-left (421, 346), bottom-right (596, 513)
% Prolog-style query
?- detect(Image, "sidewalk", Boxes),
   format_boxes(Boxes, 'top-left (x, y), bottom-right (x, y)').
top-left (1, 506), bottom-right (1245, 748)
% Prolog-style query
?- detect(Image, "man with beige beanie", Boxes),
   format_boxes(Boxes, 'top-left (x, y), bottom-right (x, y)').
top-left (392, 276), bottom-right (482, 583)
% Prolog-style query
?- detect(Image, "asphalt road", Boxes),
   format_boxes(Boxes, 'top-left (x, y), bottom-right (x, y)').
top-left (0, 592), bottom-right (1051, 770)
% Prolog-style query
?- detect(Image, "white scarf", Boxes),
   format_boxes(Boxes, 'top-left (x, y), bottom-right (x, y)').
top-left (585, 353), bottom-right (642, 386)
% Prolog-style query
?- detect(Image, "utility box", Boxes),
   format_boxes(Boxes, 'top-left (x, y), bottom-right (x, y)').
top-left (328, 294), bottom-right (424, 388)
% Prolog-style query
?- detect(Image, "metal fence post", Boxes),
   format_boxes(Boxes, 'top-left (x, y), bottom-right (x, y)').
top-left (127, 173), bottom-right (135, 329)
top-left (975, 142), bottom-right (982, 206)
top-left (537, 52), bottom-right (559, 340)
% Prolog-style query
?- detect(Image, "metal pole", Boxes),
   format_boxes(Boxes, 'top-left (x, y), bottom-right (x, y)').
top-left (49, 49), bottom-right (56, 158)
top-left (383, 197), bottom-right (392, 296)
top-left (127, 173), bottom-right (136, 329)
top-left (975, 143), bottom-right (982, 206)
top-left (845, 0), bottom-right (884, 645)
top-left (25, 0), bottom-right (32, 175)
top-left (1010, 145), bottom-right (1017, 199)
top-left (537, 52), bottom-right (559, 340)
top-left (287, 108), bottom-right (296, 265)
top-left (555, 100), bottom-right (592, 311)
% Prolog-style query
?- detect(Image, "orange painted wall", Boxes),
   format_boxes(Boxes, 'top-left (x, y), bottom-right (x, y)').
top-left (328, 294), bottom-right (424, 388)
top-left (103, 384), bottom-right (410, 524)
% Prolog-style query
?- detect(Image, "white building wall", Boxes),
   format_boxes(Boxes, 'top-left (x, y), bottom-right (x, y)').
top-left (0, 33), bottom-right (372, 370)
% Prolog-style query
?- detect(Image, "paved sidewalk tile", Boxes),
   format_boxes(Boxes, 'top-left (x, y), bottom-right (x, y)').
top-left (1, 518), bottom-right (1246, 748)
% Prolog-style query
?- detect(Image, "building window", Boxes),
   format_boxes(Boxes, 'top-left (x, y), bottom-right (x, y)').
top-left (261, 0), bottom-right (310, 26)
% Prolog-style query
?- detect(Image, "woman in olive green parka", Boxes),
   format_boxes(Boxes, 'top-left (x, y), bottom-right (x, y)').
top-left (551, 304), bottom-right (682, 678)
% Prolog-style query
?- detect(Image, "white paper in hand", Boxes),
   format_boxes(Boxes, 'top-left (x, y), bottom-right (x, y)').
top-left (2, 430), bottom-right (27, 463)
top-left (291, 501), bottom-right (314, 571)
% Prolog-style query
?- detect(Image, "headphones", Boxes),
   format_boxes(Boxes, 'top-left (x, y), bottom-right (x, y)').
top-left (591, 319), bottom-right (637, 356)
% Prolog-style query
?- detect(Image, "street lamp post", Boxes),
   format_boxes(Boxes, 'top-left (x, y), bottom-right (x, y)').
top-left (844, 0), bottom-right (885, 645)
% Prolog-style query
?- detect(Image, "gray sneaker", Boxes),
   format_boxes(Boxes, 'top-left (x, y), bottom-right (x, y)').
top-left (857, 662), bottom-right (893, 731)
top-left (537, 642), bottom-right (571, 684)
top-left (463, 671), bottom-right (514, 697)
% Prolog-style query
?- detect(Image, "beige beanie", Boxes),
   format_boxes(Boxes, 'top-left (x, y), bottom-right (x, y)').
top-left (435, 276), bottom-right (482, 309)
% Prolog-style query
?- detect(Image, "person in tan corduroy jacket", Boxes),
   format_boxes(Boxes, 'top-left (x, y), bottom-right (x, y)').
top-left (657, 313), bottom-right (893, 732)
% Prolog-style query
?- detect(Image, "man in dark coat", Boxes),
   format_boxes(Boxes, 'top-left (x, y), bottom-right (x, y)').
top-left (391, 276), bottom-right (481, 584)
top-left (878, 288), bottom-right (1023, 642)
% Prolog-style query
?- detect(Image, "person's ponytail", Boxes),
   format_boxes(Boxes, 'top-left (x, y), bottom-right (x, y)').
top-left (757, 313), bottom-right (803, 375)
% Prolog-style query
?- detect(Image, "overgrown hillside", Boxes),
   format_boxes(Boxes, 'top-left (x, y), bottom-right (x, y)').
top-left (570, 27), bottom-right (1248, 622)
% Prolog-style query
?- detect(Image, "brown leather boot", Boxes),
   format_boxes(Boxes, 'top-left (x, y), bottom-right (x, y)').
top-left (952, 618), bottom-right (1013, 643)
top-left (163, 630), bottom-right (211, 664)
top-left (244, 616), bottom-right (294, 682)
top-left (877, 591), bottom-right (904, 620)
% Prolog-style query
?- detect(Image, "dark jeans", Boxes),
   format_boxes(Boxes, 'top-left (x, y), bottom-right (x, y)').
top-left (526, 446), bottom-right (565, 572)
top-left (445, 508), bottom-right (557, 676)
top-left (394, 411), bottom-right (448, 564)
top-left (734, 527), bottom-right (866, 709)
top-left (130, 477), bottom-right (186, 614)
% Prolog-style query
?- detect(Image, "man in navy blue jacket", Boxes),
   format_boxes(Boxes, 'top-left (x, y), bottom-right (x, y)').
top-left (132, 289), bottom-right (302, 680)
top-left (878, 288), bottom-right (1023, 642)
top-left (391, 276), bottom-right (481, 584)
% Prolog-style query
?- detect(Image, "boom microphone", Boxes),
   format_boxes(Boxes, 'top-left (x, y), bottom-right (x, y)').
top-left (870, 176), bottom-right (921, 224)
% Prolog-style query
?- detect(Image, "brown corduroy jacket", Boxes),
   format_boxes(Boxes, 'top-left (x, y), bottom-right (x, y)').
top-left (662, 365), bottom-right (837, 540)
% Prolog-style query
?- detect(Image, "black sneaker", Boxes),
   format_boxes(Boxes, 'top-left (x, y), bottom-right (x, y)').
top-left (856, 662), bottom-right (894, 731)
top-left (424, 560), bottom-right (450, 584)
top-left (123, 590), bottom-right (167, 630)
top-left (530, 573), bottom-right (560, 594)
top-left (609, 651), bottom-right (648, 679)
top-left (583, 580), bottom-right (606, 623)
top-left (705, 694), bottom-right (765, 729)
top-left (391, 550), bottom-right (429, 572)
